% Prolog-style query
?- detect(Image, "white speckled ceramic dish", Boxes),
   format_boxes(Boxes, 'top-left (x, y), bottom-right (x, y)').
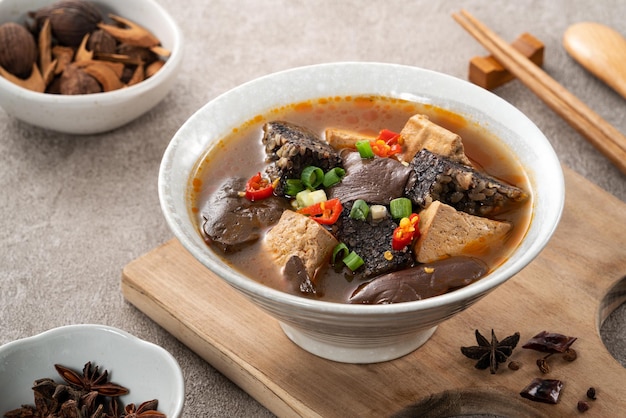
top-left (0, 0), bottom-right (183, 134)
top-left (159, 62), bottom-right (564, 363)
top-left (0, 324), bottom-right (184, 417)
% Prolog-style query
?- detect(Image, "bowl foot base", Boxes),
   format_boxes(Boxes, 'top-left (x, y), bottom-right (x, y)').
top-left (279, 323), bottom-right (437, 363)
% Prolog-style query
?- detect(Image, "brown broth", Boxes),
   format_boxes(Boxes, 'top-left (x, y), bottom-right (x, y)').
top-left (189, 95), bottom-right (533, 303)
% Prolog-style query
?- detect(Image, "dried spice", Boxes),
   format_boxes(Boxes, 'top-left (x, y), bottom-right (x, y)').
top-left (3, 361), bottom-right (166, 418)
top-left (460, 329), bottom-right (520, 374)
top-left (519, 378), bottom-right (564, 404)
top-left (507, 360), bottom-right (521, 371)
top-left (523, 331), bottom-right (578, 374)
top-left (522, 330), bottom-right (577, 353)
top-left (536, 357), bottom-right (550, 374)
top-left (123, 400), bottom-right (166, 418)
top-left (0, 22), bottom-right (38, 78)
top-left (586, 387), bottom-right (597, 400)
top-left (32, 0), bottom-right (103, 47)
top-left (563, 348), bottom-right (578, 362)
top-left (0, 0), bottom-right (170, 94)
top-left (577, 400), bottom-right (590, 412)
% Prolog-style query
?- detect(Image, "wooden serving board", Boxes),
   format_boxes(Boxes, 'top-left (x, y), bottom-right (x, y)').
top-left (122, 166), bottom-right (626, 417)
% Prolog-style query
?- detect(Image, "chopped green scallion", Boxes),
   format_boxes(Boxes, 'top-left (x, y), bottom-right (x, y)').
top-left (355, 140), bottom-right (375, 158)
top-left (301, 166), bottom-right (324, 189)
top-left (322, 167), bottom-right (346, 188)
top-left (295, 189), bottom-right (311, 208)
top-left (284, 179), bottom-right (304, 196)
top-left (370, 204), bottom-right (387, 220)
top-left (390, 197), bottom-right (412, 220)
top-left (349, 199), bottom-right (369, 221)
top-left (332, 243), bottom-right (349, 265)
top-left (343, 251), bottom-right (364, 271)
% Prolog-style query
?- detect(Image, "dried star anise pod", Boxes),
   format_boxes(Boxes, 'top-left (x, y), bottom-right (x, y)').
top-left (461, 329), bottom-right (520, 374)
top-left (55, 362), bottom-right (129, 397)
top-left (123, 399), bottom-right (166, 418)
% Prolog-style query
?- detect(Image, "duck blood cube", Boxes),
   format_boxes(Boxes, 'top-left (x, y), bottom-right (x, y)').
top-left (332, 201), bottom-right (413, 280)
top-left (404, 149), bottom-right (528, 216)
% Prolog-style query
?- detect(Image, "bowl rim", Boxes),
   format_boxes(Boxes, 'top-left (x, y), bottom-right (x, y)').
top-left (0, 324), bottom-right (185, 415)
top-left (159, 61), bottom-right (565, 316)
top-left (0, 0), bottom-right (184, 104)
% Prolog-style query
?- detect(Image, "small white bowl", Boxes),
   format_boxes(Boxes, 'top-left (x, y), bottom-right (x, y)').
top-left (159, 62), bottom-right (564, 363)
top-left (0, 324), bottom-right (185, 416)
top-left (0, 0), bottom-right (183, 134)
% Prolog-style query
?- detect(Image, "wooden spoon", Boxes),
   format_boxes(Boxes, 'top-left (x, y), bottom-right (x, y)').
top-left (563, 22), bottom-right (626, 99)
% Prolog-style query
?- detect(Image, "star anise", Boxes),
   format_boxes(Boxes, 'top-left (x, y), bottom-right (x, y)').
top-left (123, 399), bottom-right (166, 418)
top-left (461, 329), bottom-right (520, 374)
top-left (55, 362), bottom-right (129, 397)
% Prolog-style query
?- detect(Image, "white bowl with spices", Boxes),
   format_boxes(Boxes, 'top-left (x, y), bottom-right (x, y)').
top-left (0, 0), bottom-right (183, 134)
top-left (159, 62), bottom-right (564, 364)
top-left (0, 324), bottom-right (185, 417)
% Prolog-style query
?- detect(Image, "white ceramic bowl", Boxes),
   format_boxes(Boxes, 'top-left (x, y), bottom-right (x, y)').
top-left (0, 0), bottom-right (183, 134)
top-left (0, 324), bottom-right (185, 416)
top-left (159, 62), bottom-right (564, 363)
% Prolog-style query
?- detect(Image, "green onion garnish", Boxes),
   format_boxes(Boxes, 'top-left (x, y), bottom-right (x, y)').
top-left (343, 251), bottom-right (364, 271)
top-left (295, 189), bottom-right (311, 208)
top-left (332, 243), bottom-right (349, 265)
top-left (370, 204), bottom-right (387, 220)
top-left (284, 179), bottom-right (304, 196)
top-left (322, 167), bottom-right (346, 188)
top-left (301, 166), bottom-right (324, 189)
top-left (349, 199), bottom-right (369, 221)
top-left (355, 140), bottom-right (375, 158)
top-left (390, 197), bottom-right (412, 220)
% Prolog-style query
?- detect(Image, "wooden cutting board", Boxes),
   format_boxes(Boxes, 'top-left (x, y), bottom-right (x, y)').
top-left (122, 166), bottom-right (626, 417)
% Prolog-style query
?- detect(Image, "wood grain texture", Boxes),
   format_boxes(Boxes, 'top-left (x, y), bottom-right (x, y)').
top-left (564, 22), bottom-right (626, 100)
top-left (122, 166), bottom-right (626, 417)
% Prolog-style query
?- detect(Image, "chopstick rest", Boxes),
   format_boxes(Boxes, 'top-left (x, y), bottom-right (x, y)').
top-left (469, 33), bottom-right (544, 90)
top-left (453, 10), bottom-right (626, 175)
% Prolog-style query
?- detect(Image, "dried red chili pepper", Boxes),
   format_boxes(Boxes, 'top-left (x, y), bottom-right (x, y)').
top-left (522, 331), bottom-right (577, 353)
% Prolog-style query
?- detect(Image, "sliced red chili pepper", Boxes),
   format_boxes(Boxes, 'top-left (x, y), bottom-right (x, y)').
top-left (297, 198), bottom-right (343, 225)
top-left (370, 139), bottom-right (402, 158)
top-left (378, 128), bottom-right (401, 145)
top-left (370, 129), bottom-right (402, 158)
top-left (391, 213), bottom-right (420, 250)
top-left (244, 172), bottom-right (274, 201)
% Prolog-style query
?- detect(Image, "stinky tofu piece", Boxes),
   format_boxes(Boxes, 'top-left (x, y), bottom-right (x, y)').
top-left (264, 210), bottom-right (339, 280)
top-left (398, 114), bottom-right (472, 165)
top-left (413, 200), bottom-right (512, 263)
top-left (325, 128), bottom-right (373, 150)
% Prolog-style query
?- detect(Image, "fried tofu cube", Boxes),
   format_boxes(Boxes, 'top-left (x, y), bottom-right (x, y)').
top-left (398, 114), bottom-right (472, 166)
top-left (413, 200), bottom-right (512, 263)
top-left (264, 210), bottom-right (339, 279)
top-left (325, 128), bottom-right (373, 150)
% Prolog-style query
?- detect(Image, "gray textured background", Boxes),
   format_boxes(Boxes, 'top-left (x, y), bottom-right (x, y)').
top-left (1, 1), bottom-right (625, 416)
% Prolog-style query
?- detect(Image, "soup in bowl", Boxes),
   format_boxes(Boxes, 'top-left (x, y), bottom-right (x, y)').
top-left (159, 62), bottom-right (564, 363)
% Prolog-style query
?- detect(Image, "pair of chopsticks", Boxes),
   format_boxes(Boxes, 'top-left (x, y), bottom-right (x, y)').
top-left (453, 10), bottom-right (626, 176)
